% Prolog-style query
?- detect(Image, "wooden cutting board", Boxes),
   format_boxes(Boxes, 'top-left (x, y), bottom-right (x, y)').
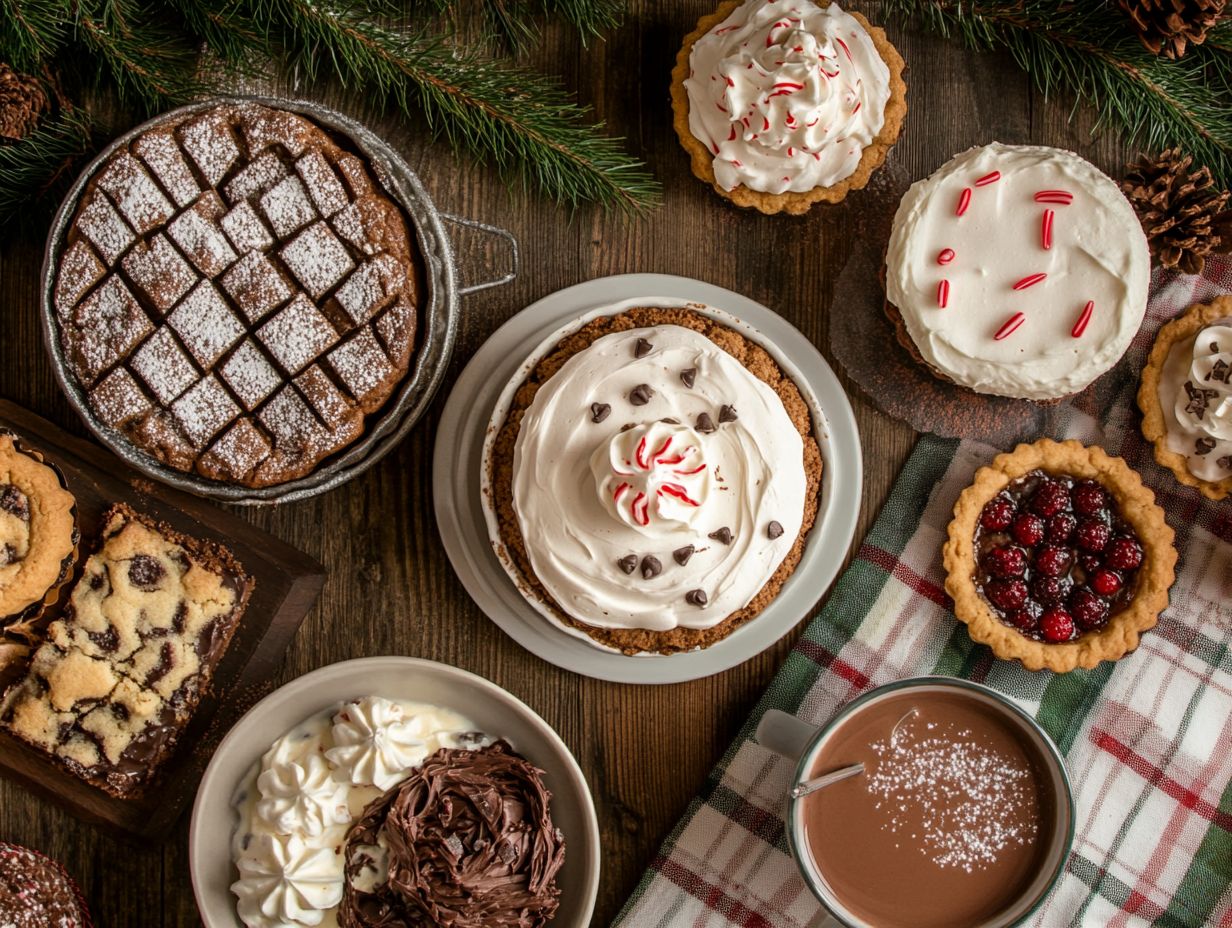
top-left (0, 399), bottom-right (325, 840)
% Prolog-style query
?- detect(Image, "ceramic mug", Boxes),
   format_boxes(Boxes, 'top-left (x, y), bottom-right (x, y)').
top-left (755, 677), bottom-right (1075, 928)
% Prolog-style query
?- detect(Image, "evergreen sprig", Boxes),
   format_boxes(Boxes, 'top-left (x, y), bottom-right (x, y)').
top-left (885, 0), bottom-right (1232, 187)
top-left (0, 0), bottom-right (657, 230)
top-left (0, 107), bottom-right (92, 221)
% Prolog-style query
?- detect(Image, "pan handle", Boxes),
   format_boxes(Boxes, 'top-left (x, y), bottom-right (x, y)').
top-left (440, 213), bottom-right (519, 296)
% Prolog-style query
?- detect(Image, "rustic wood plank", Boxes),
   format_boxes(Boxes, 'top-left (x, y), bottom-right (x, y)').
top-left (0, 3), bottom-right (1135, 925)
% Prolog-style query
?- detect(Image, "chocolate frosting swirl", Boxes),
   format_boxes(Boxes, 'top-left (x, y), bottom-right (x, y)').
top-left (340, 740), bottom-right (565, 928)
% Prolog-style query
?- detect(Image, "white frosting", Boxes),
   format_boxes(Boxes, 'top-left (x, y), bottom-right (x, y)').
top-left (684, 0), bottom-right (890, 194)
top-left (1161, 320), bottom-right (1232, 482)
top-left (511, 324), bottom-right (808, 633)
top-left (230, 697), bottom-right (486, 928)
top-left (886, 143), bottom-right (1150, 401)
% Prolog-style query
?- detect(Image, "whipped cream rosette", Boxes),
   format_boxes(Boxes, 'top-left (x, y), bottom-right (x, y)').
top-left (230, 696), bottom-right (488, 928)
top-left (1160, 319), bottom-right (1232, 483)
top-left (886, 143), bottom-right (1150, 401)
top-left (510, 324), bottom-right (809, 640)
top-left (683, 0), bottom-right (893, 195)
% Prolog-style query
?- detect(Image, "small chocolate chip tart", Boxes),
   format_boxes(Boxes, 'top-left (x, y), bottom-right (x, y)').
top-left (943, 439), bottom-right (1176, 673)
top-left (0, 433), bottom-right (78, 670)
top-left (1138, 296), bottom-right (1232, 501)
top-left (0, 842), bottom-right (93, 928)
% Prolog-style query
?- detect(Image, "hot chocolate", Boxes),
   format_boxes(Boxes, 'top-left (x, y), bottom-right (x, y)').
top-left (800, 687), bottom-right (1061, 928)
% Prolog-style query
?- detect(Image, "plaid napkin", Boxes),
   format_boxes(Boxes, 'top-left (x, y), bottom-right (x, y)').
top-left (614, 258), bottom-right (1232, 928)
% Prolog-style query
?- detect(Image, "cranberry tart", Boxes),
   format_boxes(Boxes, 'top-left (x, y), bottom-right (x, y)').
top-left (944, 439), bottom-right (1175, 672)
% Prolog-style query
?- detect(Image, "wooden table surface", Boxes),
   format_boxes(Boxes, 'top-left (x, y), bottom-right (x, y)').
top-left (0, 3), bottom-right (1133, 924)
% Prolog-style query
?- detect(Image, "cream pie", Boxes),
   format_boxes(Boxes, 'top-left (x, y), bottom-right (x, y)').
top-left (886, 143), bottom-right (1151, 402)
top-left (489, 307), bottom-right (823, 655)
top-left (1139, 297), bottom-right (1232, 500)
top-left (672, 0), bottom-right (906, 215)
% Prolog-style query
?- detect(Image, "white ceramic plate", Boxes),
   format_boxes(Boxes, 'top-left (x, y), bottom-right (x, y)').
top-left (433, 274), bottom-right (861, 684)
top-left (189, 657), bottom-right (600, 927)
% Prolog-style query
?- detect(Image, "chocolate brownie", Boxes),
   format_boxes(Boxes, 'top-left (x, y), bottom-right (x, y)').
top-left (51, 102), bottom-right (424, 488)
top-left (489, 306), bottom-right (823, 655)
top-left (1, 504), bottom-right (252, 796)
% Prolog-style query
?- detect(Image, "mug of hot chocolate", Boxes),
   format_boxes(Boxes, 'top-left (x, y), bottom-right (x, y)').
top-left (755, 677), bottom-right (1074, 928)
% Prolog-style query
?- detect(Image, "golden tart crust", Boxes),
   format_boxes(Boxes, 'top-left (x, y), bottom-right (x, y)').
top-left (670, 0), bottom-right (908, 216)
top-left (943, 439), bottom-right (1176, 673)
top-left (1137, 296), bottom-right (1232, 501)
top-left (0, 434), bottom-right (77, 621)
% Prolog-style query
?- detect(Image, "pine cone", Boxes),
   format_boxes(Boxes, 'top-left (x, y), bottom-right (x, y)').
top-left (0, 63), bottom-right (49, 142)
top-left (1117, 0), bottom-right (1227, 58)
top-left (1122, 148), bottom-right (1232, 275)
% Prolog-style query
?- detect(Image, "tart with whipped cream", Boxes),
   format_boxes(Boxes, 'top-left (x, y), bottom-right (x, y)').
top-left (944, 440), bottom-right (1175, 673)
top-left (1138, 296), bottom-right (1232, 500)
top-left (672, 0), bottom-right (907, 215)
top-left (489, 306), bottom-right (823, 655)
top-left (885, 143), bottom-right (1151, 402)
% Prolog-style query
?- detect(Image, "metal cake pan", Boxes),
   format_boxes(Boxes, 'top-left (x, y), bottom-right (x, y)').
top-left (40, 95), bottom-right (517, 505)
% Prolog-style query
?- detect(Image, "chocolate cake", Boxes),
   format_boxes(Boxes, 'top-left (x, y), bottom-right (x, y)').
top-left (0, 503), bottom-right (253, 797)
top-left (51, 102), bottom-right (424, 488)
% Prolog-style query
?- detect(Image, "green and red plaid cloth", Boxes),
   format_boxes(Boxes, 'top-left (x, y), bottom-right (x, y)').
top-left (614, 258), bottom-right (1232, 928)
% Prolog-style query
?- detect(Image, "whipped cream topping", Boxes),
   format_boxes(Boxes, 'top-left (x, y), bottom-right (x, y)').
top-left (231, 697), bottom-right (487, 928)
top-left (1161, 319), bottom-right (1232, 482)
top-left (511, 324), bottom-right (808, 634)
top-left (886, 143), bottom-right (1150, 401)
top-left (684, 0), bottom-right (891, 194)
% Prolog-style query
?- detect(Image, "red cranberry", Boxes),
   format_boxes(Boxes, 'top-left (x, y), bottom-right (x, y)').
top-left (1090, 569), bottom-right (1123, 596)
top-left (1008, 600), bottom-right (1043, 630)
top-left (1047, 512), bottom-right (1077, 545)
top-left (1070, 589), bottom-right (1110, 629)
top-left (1034, 545), bottom-right (1072, 577)
top-left (1105, 536), bottom-right (1144, 571)
top-left (980, 497), bottom-right (1016, 531)
top-left (1072, 481), bottom-right (1108, 517)
top-left (1078, 554), bottom-right (1103, 574)
top-left (1011, 514), bottom-right (1045, 547)
top-left (1040, 608), bottom-right (1076, 642)
top-left (1033, 575), bottom-right (1071, 606)
top-left (1030, 480), bottom-right (1070, 518)
top-left (1074, 519), bottom-right (1111, 553)
top-left (986, 579), bottom-right (1028, 612)
top-left (987, 546), bottom-right (1028, 578)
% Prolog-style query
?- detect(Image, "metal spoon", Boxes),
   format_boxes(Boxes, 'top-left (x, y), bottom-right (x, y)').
top-left (790, 707), bottom-right (920, 800)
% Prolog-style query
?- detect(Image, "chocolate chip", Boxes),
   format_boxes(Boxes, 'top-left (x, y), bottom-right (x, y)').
top-left (709, 527), bottom-right (733, 545)
top-left (1196, 437), bottom-right (1217, 455)
top-left (719, 405), bottom-right (738, 423)
top-left (695, 412), bottom-right (715, 434)
top-left (88, 570), bottom-right (106, 591)
top-left (89, 627), bottom-right (120, 653)
top-left (1185, 381), bottom-right (1216, 420)
top-left (591, 402), bottom-right (611, 423)
top-left (0, 484), bottom-right (28, 521)
top-left (1219, 455), bottom-right (1232, 471)
top-left (0, 544), bottom-right (16, 567)
top-left (629, 384), bottom-right (655, 406)
top-left (680, 368), bottom-right (697, 388)
top-left (685, 589), bottom-right (708, 606)
top-left (1210, 358), bottom-right (1230, 383)
top-left (634, 337), bottom-right (653, 358)
top-left (128, 554), bottom-right (166, 589)
top-left (673, 545), bottom-right (694, 566)
top-left (661, 417), bottom-right (680, 425)
top-left (767, 520), bottom-right (784, 539)
top-left (640, 555), bottom-right (662, 579)
top-left (617, 555), bottom-right (638, 575)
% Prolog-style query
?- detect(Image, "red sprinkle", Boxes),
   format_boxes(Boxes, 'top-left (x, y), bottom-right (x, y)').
top-left (675, 463), bottom-right (707, 476)
top-left (635, 436), bottom-right (649, 469)
top-left (613, 482), bottom-right (629, 503)
top-left (659, 484), bottom-right (701, 506)
top-left (956, 187), bottom-right (972, 216)
top-left (651, 437), bottom-right (673, 462)
top-left (836, 36), bottom-right (853, 61)
top-left (1034, 190), bottom-right (1074, 205)
top-left (1042, 209), bottom-right (1054, 250)
top-left (937, 248), bottom-right (956, 265)
top-left (994, 312), bottom-right (1026, 341)
top-left (632, 492), bottom-right (649, 526)
top-left (975, 171), bottom-right (1001, 186)
top-left (851, 101), bottom-right (861, 115)
top-left (1012, 272), bottom-right (1047, 290)
top-left (1072, 300), bottom-right (1094, 338)
top-left (937, 279), bottom-right (950, 308)
top-left (773, 81), bottom-right (803, 90)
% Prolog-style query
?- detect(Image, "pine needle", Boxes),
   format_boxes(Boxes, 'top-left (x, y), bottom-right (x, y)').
top-left (885, 0), bottom-right (1232, 187)
top-left (0, 107), bottom-right (93, 228)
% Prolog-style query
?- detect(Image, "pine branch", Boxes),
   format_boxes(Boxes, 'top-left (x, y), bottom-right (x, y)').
top-left (243, 0), bottom-right (659, 212)
top-left (885, 0), bottom-right (1232, 187)
top-left (417, 0), bottom-right (624, 51)
top-left (0, 0), bottom-right (71, 71)
top-left (0, 107), bottom-right (92, 227)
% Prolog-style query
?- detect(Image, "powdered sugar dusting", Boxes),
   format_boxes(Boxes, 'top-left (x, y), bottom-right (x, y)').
top-left (866, 718), bottom-right (1039, 872)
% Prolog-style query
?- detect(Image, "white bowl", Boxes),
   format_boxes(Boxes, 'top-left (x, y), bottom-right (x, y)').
top-left (189, 657), bottom-right (600, 927)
